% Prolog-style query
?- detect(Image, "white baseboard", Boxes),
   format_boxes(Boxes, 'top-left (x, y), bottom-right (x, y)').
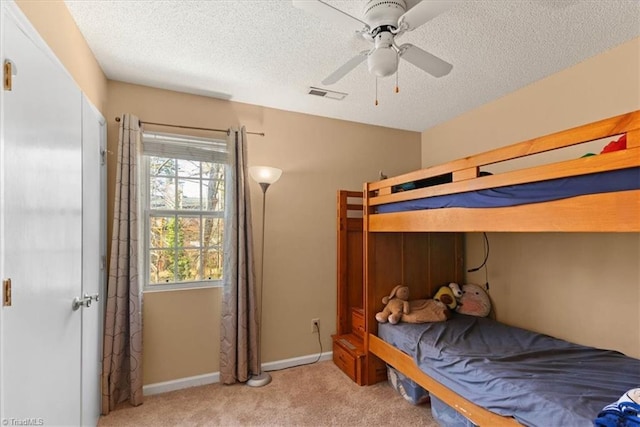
top-left (143, 371), bottom-right (221, 396)
top-left (143, 351), bottom-right (333, 396)
top-left (263, 350), bottom-right (333, 372)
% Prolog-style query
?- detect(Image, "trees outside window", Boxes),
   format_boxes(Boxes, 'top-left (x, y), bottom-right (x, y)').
top-left (143, 132), bottom-right (226, 290)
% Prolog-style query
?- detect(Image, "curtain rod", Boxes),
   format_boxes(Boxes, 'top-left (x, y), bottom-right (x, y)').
top-left (114, 116), bottom-right (265, 137)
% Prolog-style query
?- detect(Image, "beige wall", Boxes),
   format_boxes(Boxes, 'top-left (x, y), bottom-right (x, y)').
top-left (16, 0), bottom-right (108, 113)
top-left (106, 81), bottom-right (422, 384)
top-left (422, 37), bottom-right (640, 358)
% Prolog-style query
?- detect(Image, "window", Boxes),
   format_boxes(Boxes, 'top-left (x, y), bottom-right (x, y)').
top-left (142, 132), bottom-right (227, 290)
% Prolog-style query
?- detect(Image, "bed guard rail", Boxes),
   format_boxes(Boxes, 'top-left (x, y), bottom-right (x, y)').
top-left (366, 110), bottom-right (640, 208)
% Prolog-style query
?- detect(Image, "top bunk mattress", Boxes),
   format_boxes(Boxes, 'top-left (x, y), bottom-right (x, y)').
top-left (376, 167), bottom-right (640, 214)
top-left (378, 315), bottom-right (640, 426)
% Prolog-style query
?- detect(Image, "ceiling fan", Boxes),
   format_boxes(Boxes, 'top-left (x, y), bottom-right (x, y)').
top-left (292, 0), bottom-right (456, 85)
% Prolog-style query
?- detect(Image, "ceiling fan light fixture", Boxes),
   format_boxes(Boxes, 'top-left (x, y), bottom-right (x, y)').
top-left (293, 0), bottom-right (455, 85)
top-left (368, 47), bottom-right (397, 78)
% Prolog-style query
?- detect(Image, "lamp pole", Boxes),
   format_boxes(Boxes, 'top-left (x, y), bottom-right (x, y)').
top-left (247, 167), bottom-right (282, 388)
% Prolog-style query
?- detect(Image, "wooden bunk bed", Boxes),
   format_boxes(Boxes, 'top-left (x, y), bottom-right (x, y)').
top-left (361, 110), bottom-right (640, 426)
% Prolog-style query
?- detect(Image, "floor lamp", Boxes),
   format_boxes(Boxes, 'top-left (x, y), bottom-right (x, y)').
top-left (247, 165), bottom-right (282, 387)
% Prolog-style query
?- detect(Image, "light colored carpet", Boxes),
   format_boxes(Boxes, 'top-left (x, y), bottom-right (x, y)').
top-left (99, 360), bottom-right (438, 426)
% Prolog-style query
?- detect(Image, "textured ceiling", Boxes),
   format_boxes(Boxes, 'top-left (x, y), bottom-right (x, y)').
top-left (64, 0), bottom-right (640, 132)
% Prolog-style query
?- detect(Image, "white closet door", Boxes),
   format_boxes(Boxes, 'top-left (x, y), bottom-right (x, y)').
top-left (81, 97), bottom-right (105, 427)
top-left (1, 9), bottom-right (83, 426)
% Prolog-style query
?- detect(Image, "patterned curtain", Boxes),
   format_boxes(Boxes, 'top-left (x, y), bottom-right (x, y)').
top-left (220, 126), bottom-right (259, 384)
top-left (102, 113), bottom-right (144, 414)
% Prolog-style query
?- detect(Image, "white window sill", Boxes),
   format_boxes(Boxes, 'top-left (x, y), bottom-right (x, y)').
top-left (143, 281), bottom-right (222, 293)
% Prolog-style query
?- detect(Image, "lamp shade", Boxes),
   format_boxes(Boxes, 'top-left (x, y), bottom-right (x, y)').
top-left (249, 166), bottom-right (282, 185)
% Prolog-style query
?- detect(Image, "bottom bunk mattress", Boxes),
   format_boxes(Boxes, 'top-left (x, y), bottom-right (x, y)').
top-left (378, 314), bottom-right (640, 427)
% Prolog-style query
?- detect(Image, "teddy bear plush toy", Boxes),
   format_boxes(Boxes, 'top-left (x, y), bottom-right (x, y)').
top-left (375, 285), bottom-right (410, 324)
top-left (456, 283), bottom-right (491, 317)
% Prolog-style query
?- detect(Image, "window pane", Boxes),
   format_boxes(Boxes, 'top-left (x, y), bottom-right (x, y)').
top-left (176, 249), bottom-right (200, 281)
top-left (203, 162), bottom-right (224, 181)
top-left (178, 179), bottom-right (201, 210)
top-left (203, 248), bottom-right (223, 280)
top-left (203, 218), bottom-right (223, 248)
top-left (144, 143), bottom-right (226, 288)
top-left (150, 157), bottom-right (176, 176)
top-left (150, 216), bottom-right (174, 248)
top-left (150, 176), bottom-right (175, 210)
top-left (178, 216), bottom-right (201, 247)
top-left (149, 249), bottom-right (175, 284)
top-left (203, 180), bottom-right (224, 211)
top-left (177, 159), bottom-right (200, 178)
top-left (201, 162), bottom-right (215, 177)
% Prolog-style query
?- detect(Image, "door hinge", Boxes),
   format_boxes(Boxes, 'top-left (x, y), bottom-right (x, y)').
top-left (3, 278), bottom-right (12, 306)
top-left (4, 60), bottom-right (13, 91)
top-left (100, 149), bottom-right (106, 165)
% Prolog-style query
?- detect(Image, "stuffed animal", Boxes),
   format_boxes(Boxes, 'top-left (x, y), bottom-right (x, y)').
top-left (433, 283), bottom-right (459, 310)
top-left (402, 299), bottom-right (450, 323)
top-left (456, 283), bottom-right (491, 317)
top-left (375, 285), bottom-right (410, 324)
top-left (448, 282), bottom-right (463, 299)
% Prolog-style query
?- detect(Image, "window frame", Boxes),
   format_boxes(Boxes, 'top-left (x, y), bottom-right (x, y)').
top-left (141, 131), bottom-right (227, 292)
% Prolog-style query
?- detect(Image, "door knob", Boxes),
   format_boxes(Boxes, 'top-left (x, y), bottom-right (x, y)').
top-left (72, 293), bottom-right (99, 311)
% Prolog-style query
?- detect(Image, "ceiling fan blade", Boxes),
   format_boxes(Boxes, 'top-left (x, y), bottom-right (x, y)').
top-left (292, 0), bottom-right (369, 33)
top-left (321, 51), bottom-right (369, 85)
top-left (398, 0), bottom-right (458, 32)
top-left (399, 44), bottom-right (452, 77)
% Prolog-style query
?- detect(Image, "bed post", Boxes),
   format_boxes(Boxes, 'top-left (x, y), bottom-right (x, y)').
top-left (362, 181), bottom-right (388, 384)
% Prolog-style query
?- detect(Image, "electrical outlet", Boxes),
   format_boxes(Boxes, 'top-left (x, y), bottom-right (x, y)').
top-left (311, 318), bottom-right (320, 333)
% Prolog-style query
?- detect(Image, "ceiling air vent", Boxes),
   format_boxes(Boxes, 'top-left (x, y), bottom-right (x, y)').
top-left (308, 86), bottom-right (347, 100)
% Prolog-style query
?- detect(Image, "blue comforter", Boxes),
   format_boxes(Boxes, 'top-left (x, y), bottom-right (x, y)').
top-left (377, 167), bottom-right (640, 213)
top-left (378, 315), bottom-right (640, 426)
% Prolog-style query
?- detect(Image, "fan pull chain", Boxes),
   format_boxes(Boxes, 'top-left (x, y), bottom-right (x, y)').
top-left (375, 77), bottom-right (379, 106)
top-left (395, 54), bottom-right (400, 93)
